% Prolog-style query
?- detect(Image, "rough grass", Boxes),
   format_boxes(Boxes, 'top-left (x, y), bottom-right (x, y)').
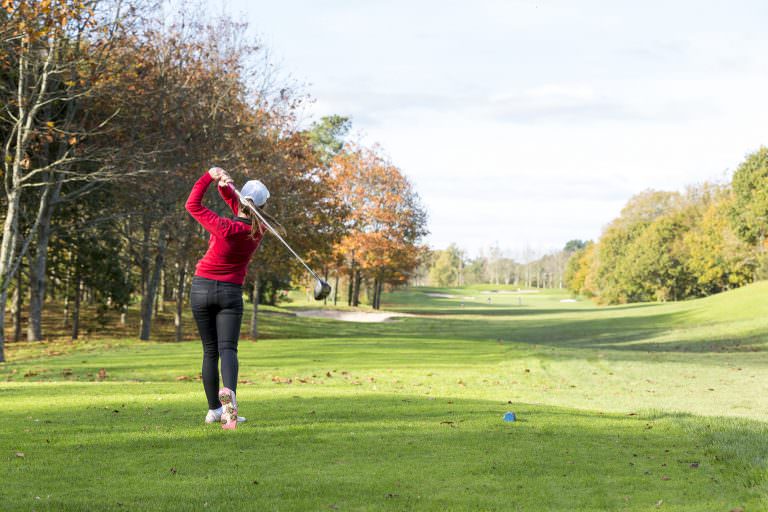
top-left (2, 283), bottom-right (768, 510)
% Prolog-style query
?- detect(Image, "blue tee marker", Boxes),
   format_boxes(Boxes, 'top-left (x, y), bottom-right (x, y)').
top-left (503, 412), bottom-right (516, 422)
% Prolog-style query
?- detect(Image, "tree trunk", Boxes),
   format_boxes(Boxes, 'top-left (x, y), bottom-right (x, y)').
top-left (347, 254), bottom-right (355, 306)
top-left (0, 187), bottom-right (22, 362)
top-left (12, 266), bottom-right (23, 342)
top-left (333, 273), bottom-right (339, 306)
top-left (372, 277), bottom-right (379, 310)
top-left (174, 260), bottom-right (187, 342)
top-left (156, 267), bottom-right (165, 316)
top-left (72, 273), bottom-right (82, 340)
top-left (250, 274), bottom-right (260, 339)
top-left (352, 269), bottom-right (362, 307)
top-left (140, 224), bottom-right (168, 341)
top-left (27, 178), bottom-right (62, 341)
top-left (63, 256), bottom-right (71, 327)
top-left (377, 279), bottom-right (384, 309)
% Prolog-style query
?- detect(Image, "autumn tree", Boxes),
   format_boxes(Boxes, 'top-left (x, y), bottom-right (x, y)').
top-left (0, 0), bottom-right (145, 357)
top-left (331, 144), bottom-right (427, 309)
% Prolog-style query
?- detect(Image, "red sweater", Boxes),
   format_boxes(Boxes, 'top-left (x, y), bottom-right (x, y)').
top-left (185, 172), bottom-right (263, 285)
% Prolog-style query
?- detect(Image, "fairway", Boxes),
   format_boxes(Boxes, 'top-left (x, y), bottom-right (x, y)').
top-left (3, 285), bottom-right (768, 511)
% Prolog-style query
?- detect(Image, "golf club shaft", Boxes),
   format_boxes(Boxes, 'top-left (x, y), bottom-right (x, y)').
top-left (228, 184), bottom-right (324, 283)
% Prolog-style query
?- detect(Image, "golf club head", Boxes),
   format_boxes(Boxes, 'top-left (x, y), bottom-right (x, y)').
top-left (314, 280), bottom-right (332, 301)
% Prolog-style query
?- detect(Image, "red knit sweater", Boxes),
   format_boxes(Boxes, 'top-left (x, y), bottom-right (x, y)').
top-left (185, 172), bottom-right (263, 285)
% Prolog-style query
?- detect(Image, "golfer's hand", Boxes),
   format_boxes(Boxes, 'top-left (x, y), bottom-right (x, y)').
top-left (217, 171), bottom-right (234, 188)
top-left (208, 167), bottom-right (225, 180)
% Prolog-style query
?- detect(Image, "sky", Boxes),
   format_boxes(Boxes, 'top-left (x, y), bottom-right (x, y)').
top-left (211, 0), bottom-right (768, 259)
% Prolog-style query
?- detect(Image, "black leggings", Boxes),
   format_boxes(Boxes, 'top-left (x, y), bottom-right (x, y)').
top-left (190, 276), bottom-right (243, 410)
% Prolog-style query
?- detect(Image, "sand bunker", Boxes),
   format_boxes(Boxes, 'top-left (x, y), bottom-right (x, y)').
top-left (425, 293), bottom-right (455, 298)
top-left (480, 290), bottom-right (540, 294)
top-left (294, 309), bottom-right (412, 323)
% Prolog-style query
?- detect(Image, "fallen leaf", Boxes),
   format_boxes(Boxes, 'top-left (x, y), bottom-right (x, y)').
top-left (175, 375), bottom-right (190, 381)
top-left (97, 368), bottom-right (107, 380)
top-left (690, 462), bottom-right (700, 468)
top-left (730, 507), bottom-right (744, 512)
top-left (15, 451), bottom-right (24, 458)
top-left (661, 475), bottom-right (670, 480)
top-left (655, 499), bottom-right (663, 508)
top-left (170, 467), bottom-right (177, 475)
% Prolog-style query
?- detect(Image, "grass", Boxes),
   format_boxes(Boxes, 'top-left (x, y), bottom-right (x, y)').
top-left (2, 283), bottom-right (768, 510)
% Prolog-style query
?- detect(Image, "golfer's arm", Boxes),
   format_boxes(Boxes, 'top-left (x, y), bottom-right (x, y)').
top-left (217, 182), bottom-right (240, 215)
top-left (185, 172), bottom-right (233, 237)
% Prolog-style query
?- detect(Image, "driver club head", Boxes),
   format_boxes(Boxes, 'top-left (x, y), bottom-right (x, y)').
top-left (314, 280), bottom-right (332, 301)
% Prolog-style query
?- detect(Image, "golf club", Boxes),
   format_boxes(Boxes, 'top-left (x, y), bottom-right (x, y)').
top-left (228, 183), bottom-right (332, 301)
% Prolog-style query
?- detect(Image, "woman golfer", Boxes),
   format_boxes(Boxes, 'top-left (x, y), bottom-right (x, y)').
top-left (185, 167), bottom-right (272, 429)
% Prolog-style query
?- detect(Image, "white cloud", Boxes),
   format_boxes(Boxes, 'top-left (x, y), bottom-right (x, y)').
top-left (221, 0), bottom-right (768, 255)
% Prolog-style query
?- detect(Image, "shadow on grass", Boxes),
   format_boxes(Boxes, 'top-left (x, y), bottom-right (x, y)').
top-left (2, 389), bottom-right (765, 511)
top-left (257, 306), bottom-right (768, 358)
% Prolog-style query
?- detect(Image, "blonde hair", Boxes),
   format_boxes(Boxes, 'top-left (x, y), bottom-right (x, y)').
top-left (243, 199), bottom-right (286, 239)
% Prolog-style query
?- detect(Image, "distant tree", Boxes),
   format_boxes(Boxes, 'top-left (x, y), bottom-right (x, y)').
top-left (564, 239), bottom-right (587, 252)
top-left (307, 115), bottom-right (351, 165)
top-left (623, 211), bottom-right (694, 301)
top-left (684, 193), bottom-right (756, 293)
top-left (564, 242), bottom-right (596, 296)
top-left (730, 147), bottom-right (768, 251)
top-left (429, 245), bottom-right (462, 287)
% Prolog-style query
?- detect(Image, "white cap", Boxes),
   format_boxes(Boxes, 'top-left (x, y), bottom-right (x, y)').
top-left (240, 179), bottom-right (270, 207)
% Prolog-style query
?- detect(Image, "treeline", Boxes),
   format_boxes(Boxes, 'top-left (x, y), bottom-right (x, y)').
top-left (565, 148), bottom-right (768, 304)
top-left (420, 241), bottom-right (585, 288)
top-left (0, 1), bottom-right (427, 360)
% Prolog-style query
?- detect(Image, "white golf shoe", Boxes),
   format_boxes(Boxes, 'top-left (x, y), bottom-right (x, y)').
top-left (205, 406), bottom-right (246, 424)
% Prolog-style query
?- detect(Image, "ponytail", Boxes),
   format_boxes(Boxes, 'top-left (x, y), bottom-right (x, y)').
top-left (244, 199), bottom-right (286, 239)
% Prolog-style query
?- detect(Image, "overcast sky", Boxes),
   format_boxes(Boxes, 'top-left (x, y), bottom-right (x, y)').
top-left (212, 0), bottom-right (768, 259)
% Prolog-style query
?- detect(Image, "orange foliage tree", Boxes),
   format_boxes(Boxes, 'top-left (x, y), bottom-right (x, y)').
top-left (330, 144), bottom-right (428, 309)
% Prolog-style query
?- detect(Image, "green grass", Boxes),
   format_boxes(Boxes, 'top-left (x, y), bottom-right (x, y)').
top-left (2, 283), bottom-right (768, 510)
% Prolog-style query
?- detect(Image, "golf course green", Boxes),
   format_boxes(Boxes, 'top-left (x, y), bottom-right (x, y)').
top-left (2, 284), bottom-right (767, 511)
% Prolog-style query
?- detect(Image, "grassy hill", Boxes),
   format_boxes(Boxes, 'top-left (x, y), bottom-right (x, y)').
top-left (1, 283), bottom-right (766, 510)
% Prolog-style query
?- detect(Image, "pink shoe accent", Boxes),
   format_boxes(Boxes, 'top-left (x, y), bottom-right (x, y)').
top-left (218, 387), bottom-right (238, 430)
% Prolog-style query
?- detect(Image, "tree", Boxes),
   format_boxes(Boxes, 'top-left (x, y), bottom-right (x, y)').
top-left (684, 193), bottom-right (755, 294)
top-left (564, 239), bottom-right (587, 252)
top-left (730, 147), bottom-right (768, 267)
top-left (306, 115), bottom-right (351, 165)
top-left (429, 248), bottom-right (458, 287)
top-left (0, 0), bottom-right (143, 357)
top-left (331, 144), bottom-right (428, 309)
top-left (564, 242), bottom-right (596, 296)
